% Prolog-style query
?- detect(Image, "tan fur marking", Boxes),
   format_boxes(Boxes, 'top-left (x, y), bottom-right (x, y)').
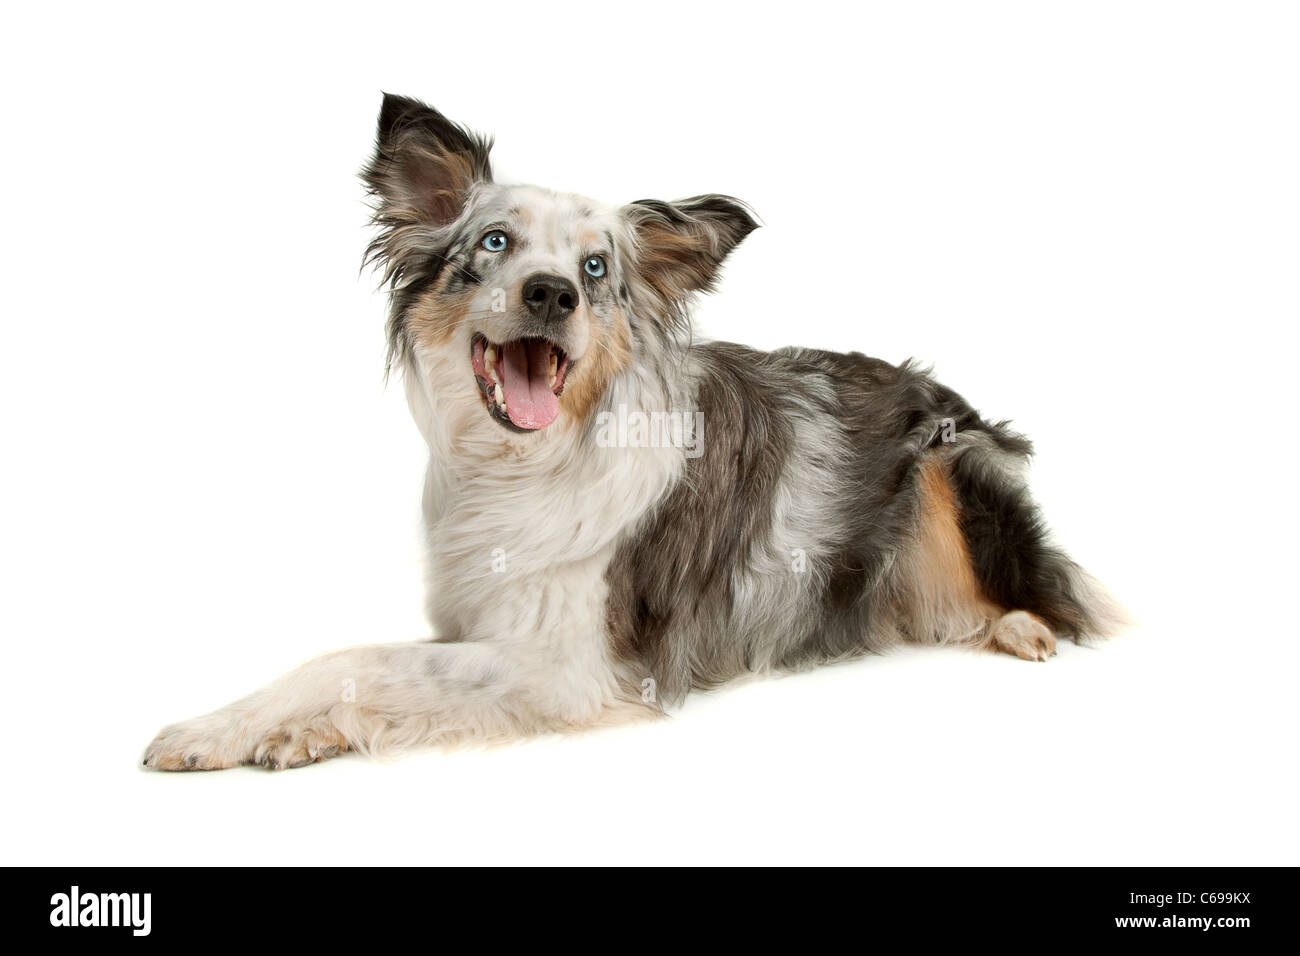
top-left (637, 223), bottom-right (712, 299)
top-left (898, 458), bottom-right (1002, 644)
top-left (561, 309), bottom-right (632, 426)
top-left (902, 461), bottom-right (1060, 660)
top-left (398, 144), bottom-right (478, 224)
top-left (407, 275), bottom-right (476, 348)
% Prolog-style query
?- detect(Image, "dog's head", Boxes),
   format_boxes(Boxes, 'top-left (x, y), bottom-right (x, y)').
top-left (363, 94), bottom-right (756, 435)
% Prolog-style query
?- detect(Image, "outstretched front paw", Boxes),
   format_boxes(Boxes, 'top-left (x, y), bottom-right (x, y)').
top-left (250, 720), bottom-right (349, 771)
top-left (143, 712), bottom-right (349, 772)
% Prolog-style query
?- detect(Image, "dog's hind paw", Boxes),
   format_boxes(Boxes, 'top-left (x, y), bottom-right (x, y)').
top-left (988, 610), bottom-right (1057, 662)
top-left (143, 712), bottom-right (349, 772)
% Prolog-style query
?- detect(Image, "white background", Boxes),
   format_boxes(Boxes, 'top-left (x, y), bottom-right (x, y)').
top-left (2, 1), bottom-right (1297, 865)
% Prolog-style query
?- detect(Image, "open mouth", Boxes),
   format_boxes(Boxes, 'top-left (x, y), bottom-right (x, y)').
top-left (471, 333), bottom-right (572, 431)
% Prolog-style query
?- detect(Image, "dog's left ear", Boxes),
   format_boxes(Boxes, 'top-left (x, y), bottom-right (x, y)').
top-left (622, 195), bottom-right (758, 303)
top-left (364, 93), bottom-right (493, 227)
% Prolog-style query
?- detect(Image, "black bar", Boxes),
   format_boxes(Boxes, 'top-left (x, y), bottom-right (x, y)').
top-left (9, 866), bottom-right (1292, 944)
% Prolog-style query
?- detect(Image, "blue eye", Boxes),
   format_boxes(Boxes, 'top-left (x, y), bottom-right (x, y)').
top-left (482, 231), bottom-right (508, 252)
top-left (584, 255), bottom-right (606, 278)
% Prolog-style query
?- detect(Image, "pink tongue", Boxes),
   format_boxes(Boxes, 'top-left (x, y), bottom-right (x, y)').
top-left (501, 340), bottom-right (559, 429)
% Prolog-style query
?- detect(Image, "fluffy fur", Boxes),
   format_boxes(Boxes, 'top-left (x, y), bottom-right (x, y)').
top-left (143, 94), bottom-right (1123, 771)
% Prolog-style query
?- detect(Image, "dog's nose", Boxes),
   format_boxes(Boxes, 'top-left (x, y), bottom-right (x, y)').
top-left (521, 273), bottom-right (578, 323)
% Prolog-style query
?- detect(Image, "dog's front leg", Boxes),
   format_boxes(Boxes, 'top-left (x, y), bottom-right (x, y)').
top-left (142, 640), bottom-right (579, 770)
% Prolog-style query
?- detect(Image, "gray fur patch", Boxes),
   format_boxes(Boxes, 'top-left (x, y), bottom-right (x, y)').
top-left (605, 341), bottom-right (1099, 702)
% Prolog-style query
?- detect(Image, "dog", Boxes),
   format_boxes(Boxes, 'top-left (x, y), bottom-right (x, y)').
top-left (143, 94), bottom-right (1123, 771)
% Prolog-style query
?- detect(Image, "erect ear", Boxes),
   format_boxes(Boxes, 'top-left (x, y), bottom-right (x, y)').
top-left (363, 93), bottom-right (493, 227)
top-left (622, 195), bottom-right (758, 302)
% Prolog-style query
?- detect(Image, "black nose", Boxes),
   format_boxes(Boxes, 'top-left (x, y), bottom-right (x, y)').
top-left (522, 273), bottom-right (578, 323)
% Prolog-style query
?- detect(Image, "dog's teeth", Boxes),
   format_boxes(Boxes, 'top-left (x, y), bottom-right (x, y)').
top-left (494, 384), bottom-right (504, 407)
top-left (548, 353), bottom-right (557, 388)
top-left (485, 345), bottom-right (496, 367)
top-left (490, 367), bottom-right (500, 385)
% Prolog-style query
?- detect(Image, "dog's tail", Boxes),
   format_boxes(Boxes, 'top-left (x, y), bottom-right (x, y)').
top-left (947, 433), bottom-right (1128, 641)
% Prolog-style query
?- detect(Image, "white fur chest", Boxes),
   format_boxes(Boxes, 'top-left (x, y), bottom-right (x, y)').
top-left (407, 363), bottom-right (685, 654)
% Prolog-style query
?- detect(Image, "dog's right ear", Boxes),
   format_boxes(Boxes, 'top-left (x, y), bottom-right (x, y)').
top-left (363, 93), bottom-right (493, 227)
